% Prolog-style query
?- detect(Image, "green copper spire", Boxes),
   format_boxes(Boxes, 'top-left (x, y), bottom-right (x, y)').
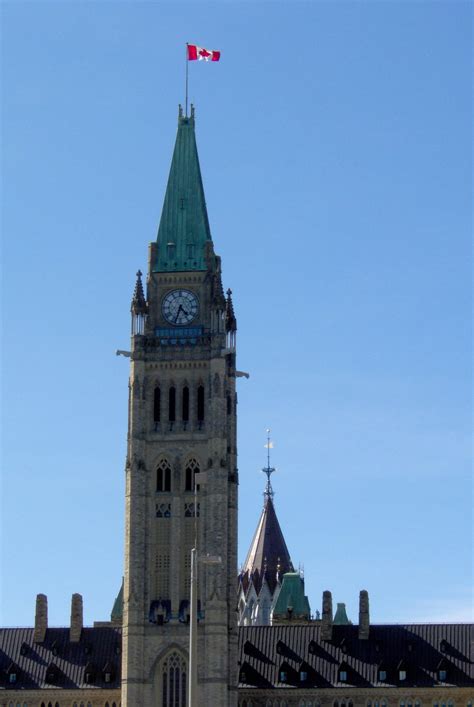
top-left (154, 105), bottom-right (212, 272)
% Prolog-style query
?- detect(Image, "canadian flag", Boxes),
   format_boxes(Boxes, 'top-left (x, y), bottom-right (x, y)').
top-left (187, 44), bottom-right (221, 62)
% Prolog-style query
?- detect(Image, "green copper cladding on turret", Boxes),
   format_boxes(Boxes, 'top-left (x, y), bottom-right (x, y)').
top-left (154, 105), bottom-right (212, 273)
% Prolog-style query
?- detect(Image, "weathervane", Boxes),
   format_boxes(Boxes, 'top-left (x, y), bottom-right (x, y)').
top-left (262, 428), bottom-right (276, 501)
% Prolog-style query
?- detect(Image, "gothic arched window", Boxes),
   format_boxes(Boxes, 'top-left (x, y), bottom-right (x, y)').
top-left (197, 385), bottom-right (205, 423)
top-left (162, 651), bottom-right (187, 707)
top-left (157, 460), bottom-right (171, 492)
top-left (185, 458), bottom-right (200, 491)
top-left (182, 386), bottom-right (189, 422)
top-left (154, 386), bottom-right (161, 423)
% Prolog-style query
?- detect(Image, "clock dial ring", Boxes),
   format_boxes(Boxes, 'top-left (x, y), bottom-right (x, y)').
top-left (162, 289), bottom-right (199, 326)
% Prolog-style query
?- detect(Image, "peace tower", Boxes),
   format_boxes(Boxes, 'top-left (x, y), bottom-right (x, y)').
top-left (121, 105), bottom-right (238, 706)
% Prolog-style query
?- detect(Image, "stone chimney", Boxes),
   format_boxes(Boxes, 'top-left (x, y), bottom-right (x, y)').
top-left (321, 590), bottom-right (333, 641)
top-left (34, 593), bottom-right (48, 643)
top-left (70, 593), bottom-right (83, 643)
top-left (358, 589), bottom-right (370, 639)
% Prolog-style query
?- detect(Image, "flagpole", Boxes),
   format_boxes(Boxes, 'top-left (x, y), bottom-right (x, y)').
top-left (185, 43), bottom-right (189, 117)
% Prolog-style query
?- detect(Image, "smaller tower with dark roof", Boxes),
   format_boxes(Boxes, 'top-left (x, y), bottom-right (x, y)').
top-left (237, 432), bottom-right (296, 626)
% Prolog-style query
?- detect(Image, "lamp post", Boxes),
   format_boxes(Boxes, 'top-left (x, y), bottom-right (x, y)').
top-left (188, 546), bottom-right (198, 707)
top-left (188, 471), bottom-right (221, 707)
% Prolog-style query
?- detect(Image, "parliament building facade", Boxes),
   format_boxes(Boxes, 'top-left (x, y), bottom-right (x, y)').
top-left (1, 108), bottom-right (472, 707)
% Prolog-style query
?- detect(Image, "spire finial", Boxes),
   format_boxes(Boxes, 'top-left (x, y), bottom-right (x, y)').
top-left (262, 428), bottom-right (276, 502)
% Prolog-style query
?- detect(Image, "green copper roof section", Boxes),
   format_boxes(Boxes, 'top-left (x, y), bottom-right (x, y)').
top-left (334, 602), bottom-right (352, 625)
top-left (110, 580), bottom-right (123, 623)
top-left (273, 572), bottom-right (311, 619)
top-left (154, 106), bottom-right (212, 272)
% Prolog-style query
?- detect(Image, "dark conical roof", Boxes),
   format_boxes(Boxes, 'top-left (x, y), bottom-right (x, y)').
top-left (242, 495), bottom-right (293, 594)
top-left (154, 105), bottom-right (212, 273)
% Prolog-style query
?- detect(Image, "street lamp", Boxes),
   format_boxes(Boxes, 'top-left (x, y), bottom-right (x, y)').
top-left (188, 471), bottom-right (221, 707)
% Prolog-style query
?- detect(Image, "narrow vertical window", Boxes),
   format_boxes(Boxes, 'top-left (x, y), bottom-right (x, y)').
top-left (169, 386), bottom-right (176, 422)
top-left (227, 394), bottom-right (232, 415)
top-left (154, 386), bottom-right (161, 423)
top-left (185, 459), bottom-right (200, 492)
top-left (197, 385), bottom-right (205, 423)
top-left (182, 386), bottom-right (189, 422)
top-left (157, 460), bottom-right (172, 493)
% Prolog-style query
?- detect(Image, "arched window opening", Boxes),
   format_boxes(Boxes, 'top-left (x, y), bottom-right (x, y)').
top-left (185, 459), bottom-right (200, 492)
top-left (197, 385), bottom-right (205, 425)
top-left (162, 651), bottom-right (187, 707)
top-left (157, 460), bottom-right (171, 493)
top-left (182, 387), bottom-right (190, 423)
top-left (169, 386), bottom-right (176, 425)
top-left (154, 387), bottom-right (161, 426)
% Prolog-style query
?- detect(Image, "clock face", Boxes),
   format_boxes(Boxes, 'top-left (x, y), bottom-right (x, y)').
top-left (162, 289), bottom-right (199, 325)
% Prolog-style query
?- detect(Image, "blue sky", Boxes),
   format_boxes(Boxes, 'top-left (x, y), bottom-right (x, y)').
top-left (1, 1), bottom-right (472, 627)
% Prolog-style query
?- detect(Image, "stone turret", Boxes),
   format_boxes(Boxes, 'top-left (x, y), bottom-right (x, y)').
top-left (358, 589), bottom-right (370, 639)
top-left (131, 270), bottom-right (147, 335)
top-left (70, 593), bottom-right (83, 643)
top-left (34, 593), bottom-right (48, 644)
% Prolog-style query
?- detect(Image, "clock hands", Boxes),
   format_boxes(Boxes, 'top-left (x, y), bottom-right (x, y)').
top-left (174, 304), bottom-right (189, 323)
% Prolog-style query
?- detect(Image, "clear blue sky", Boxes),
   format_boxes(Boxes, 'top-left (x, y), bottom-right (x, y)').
top-left (1, 1), bottom-right (472, 627)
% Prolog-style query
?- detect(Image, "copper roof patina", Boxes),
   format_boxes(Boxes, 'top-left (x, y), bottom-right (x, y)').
top-left (154, 105), bottom-right (212, 273)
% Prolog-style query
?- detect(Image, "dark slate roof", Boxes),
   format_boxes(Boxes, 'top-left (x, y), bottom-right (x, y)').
top-left (2, 622), bottom-right (473, 693)
top-left (238, 623), bottom-right (474, 689)
top-left (0, 627), bottom-right (121, 690)
top-left (240, 496), bottom-right (294, 594)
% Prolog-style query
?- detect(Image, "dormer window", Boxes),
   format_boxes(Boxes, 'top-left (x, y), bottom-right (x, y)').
top-left (20, 642), bottom-right (29, 656)
top-left (300, 670), bottom-right (308, 682)
top-left (379, 669), bottom-right (387, 681)
top-left (339, 670), bottom-right (348, 682)
top-left (279, 670), bottom-right (287, 682)
top-left (186, 243), bottom-right (195, 258)
top-left (438, 669), bottom-right (447, 682)
top-left (102, 661), bottom-right (114, 684)
top-left (167, 242), bottom-right (176, 259)
top-left (9, 672), bottom-right (17, 684)
top-left (398, 659), bottom-right (408, 682)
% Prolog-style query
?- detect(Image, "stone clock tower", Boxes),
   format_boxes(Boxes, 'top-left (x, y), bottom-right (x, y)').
top-left (121, 106), bottom-right (238, 706)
